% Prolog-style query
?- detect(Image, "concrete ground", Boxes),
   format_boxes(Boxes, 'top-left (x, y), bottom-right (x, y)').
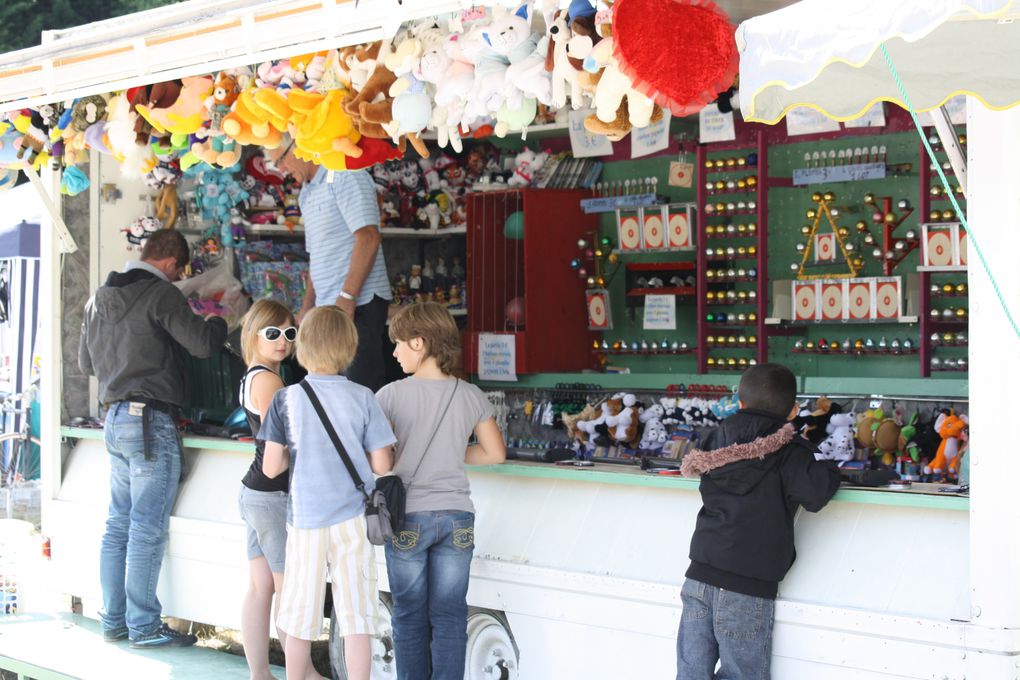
top-left (1, 488), bottom-right (332, 679)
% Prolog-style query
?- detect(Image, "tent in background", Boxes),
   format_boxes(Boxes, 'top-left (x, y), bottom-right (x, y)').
top-left (1, 183), bottom-right (42, 480)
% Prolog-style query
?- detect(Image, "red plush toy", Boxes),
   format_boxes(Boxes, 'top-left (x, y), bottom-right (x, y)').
top-left (612, 0), bottom-right (738, 116)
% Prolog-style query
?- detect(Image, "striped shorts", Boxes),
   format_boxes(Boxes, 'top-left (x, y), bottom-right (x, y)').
top-left (277, 514), bottom-right (380, 640)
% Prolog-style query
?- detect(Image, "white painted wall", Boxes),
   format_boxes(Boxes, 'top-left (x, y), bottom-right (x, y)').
top-left (967, 101), bottom-right (1020, 642)
top-left (91, 154), bottom-right (154, 290)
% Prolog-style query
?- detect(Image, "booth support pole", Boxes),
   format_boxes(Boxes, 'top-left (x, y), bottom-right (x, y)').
top-left (966, 101), bottom-right (1020, 637)
top-left (37, 166), bottom-right (64, 535)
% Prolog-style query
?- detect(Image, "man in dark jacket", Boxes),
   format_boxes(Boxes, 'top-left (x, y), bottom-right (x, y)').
top-left (79, 230), bottom-right (227, 649)
top-left (676, 363), bottom-right (840, 680)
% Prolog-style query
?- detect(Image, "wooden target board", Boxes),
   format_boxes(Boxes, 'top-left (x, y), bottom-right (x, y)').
top-left (922, 223), bottom-right (967, 270)
top-left (792, 281), bottom-right (819, 321)
top-left (642, 207), bottom-right (666, 250)
top-left (616, 209), bottom-right (643, 252)
top-left (820, 281), bottom-right (845, 320)
top-left (667, 207), bottom-right (693, 249)
top-left (586, 289), bottom-right (612, 330)
top-left (873, 278), bottom-right (901, 320)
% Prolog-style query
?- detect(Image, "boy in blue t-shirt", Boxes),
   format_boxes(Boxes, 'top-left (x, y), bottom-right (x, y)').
top-left (260, 305), bottom-right (395, 680)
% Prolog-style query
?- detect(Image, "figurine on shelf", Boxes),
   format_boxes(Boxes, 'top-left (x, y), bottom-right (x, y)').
top-left (409, 264), bottom-right (423, 292)
top-left (432, 257), bottom-right (449, 290)
top-left (448, 284), bottom-right (462, 307)
top-left (421, 259), bottom-right (435, 292)
top-left (450, 255), bottom-right (465, 281)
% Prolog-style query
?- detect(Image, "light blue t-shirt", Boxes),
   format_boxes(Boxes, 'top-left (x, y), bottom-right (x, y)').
top-left (258, 374), bottom-right (396, 529)
top-left (299, 167), bottom-right (392, 307)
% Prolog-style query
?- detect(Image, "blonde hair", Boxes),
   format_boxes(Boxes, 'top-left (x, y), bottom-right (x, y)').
top-left (297, 305), bottom-right (358, 374)
top-left (388, 302), bottom-right (461, 375)
top-left (240, 299), bottom-right (295, 366)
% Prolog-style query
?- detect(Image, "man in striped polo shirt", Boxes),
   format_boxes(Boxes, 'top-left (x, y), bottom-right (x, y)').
top-left (269, 138), bottom-right (392, 391)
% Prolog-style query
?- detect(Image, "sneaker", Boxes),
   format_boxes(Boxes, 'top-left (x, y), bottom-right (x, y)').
top-left (129, 623), bottom-right (198, 649)
top-left (103, 625), bottom-right (129, 642)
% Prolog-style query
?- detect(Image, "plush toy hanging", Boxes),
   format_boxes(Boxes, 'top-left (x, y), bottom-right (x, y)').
top-left (611, 0), bottom-right (739, 116)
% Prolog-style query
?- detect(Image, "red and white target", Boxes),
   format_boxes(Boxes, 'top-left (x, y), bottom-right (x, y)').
top-left (617, 211), bottom-right (643, 252)
top-left (874, 279), bottom-right (901, 319)
top-left (586, 289), bottom-right (612, 330)
top-left (643, 209), bottom-right (665, 250)
top-left (814, 233), bottom-right (836, 262)
top-left (821, 282), bottom-right (844, 320)
top-left (793, 281), bottom-right (819, 321)
top-left (924, 229), bottom-right (954, 267)
top-left (668, 209), bottom-right (692, 249)
top-left (958, 227), bottom-right (968, 267)
top-left (848, 281), bottom-right (873, 320)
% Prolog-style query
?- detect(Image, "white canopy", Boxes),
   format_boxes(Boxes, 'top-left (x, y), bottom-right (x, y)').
top-left (736, 0), bottom-right (1020, 124)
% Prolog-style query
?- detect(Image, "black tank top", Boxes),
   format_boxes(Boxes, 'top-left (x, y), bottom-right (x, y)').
top-left (240, 365), bottom-right (289, 493)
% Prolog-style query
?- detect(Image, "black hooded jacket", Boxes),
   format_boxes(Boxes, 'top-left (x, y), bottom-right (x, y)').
top-left (79, 267), bottom-right (227, 408)
top-left (683, 408), bottom-right (840, 599)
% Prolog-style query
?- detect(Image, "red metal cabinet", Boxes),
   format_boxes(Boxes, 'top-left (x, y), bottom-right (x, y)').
top-left (464, 189), bottom-right (598, 375)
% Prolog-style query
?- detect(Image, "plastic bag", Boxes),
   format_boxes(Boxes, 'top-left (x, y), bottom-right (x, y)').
top-left (175, 260), bottom-right (250, 330)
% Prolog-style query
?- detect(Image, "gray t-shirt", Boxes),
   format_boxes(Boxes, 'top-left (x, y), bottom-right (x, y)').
top-left (376, 377), bottom-right (495, 514)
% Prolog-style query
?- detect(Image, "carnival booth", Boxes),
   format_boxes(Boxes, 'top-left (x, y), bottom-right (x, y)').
top-left (2, 0), bottom-right (1014, 677)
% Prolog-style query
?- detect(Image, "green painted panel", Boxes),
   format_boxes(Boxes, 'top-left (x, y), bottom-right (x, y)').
top-left (469, 462), bottom-right (968, 510)
top-left (475, 371), bottom-right (965, 399)
top-left (595, 155), bottom-right (700, 374)
top-left (475, 372), bottom-right (741, 391)
top-left (767, 132), bottom-right (928, 379)
top-left (61, 426), bottom-right (254, 453)
top-left (62, 426), bottom-right (965, 510)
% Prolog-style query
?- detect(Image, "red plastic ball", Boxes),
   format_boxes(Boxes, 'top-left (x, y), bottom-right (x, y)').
top-left (505, 297), bottom-right (526, 328)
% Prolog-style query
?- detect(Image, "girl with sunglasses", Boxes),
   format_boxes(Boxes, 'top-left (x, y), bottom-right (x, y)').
top-left (236, 300), bottom-right (321, 679)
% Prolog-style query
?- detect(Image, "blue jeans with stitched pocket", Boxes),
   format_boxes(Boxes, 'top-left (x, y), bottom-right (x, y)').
top-left (676, 578), bottom-right (776, 680)
top-left (385, 510), bottom-right (475, 680)
top-left (99, 403), bottom-right (182, 639)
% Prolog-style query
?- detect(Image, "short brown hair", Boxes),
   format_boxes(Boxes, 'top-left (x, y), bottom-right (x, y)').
top-left (388, 302), bottom-right (461, 374)
top-left (141, 229), bottom-right (189, 267)
top-left (240, 299), bottom-right (295, 365)
top-left (296, 306), bottom-right (358, 374)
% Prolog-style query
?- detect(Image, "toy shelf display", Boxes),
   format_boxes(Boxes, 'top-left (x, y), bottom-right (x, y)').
top-left (488, 383), bottom-right (970, 486)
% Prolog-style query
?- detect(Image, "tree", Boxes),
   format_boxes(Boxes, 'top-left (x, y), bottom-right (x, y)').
top-left (0, 0), bottom-right (184, 54)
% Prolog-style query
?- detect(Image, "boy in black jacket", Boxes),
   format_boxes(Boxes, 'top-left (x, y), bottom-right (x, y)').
top-left (676, 363), bottom-right (840, 680)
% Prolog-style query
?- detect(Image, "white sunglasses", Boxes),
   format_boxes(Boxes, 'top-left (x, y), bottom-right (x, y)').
top-left (259, 326), bottom-right (297, 342)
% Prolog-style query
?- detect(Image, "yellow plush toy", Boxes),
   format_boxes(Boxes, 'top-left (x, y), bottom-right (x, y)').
top-left (295, 89), bottom-right (364, 171)
top-left (222, 88), bottom-right (283, 148)
top-left (286, 89), bottom-right (325, 131)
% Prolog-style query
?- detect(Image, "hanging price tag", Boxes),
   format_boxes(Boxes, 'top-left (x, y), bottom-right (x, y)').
top-left (669, 160), bottom-right (694, 188)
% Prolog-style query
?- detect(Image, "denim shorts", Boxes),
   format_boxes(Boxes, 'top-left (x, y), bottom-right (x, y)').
top-left (238, 484), bottom-right (288, 573)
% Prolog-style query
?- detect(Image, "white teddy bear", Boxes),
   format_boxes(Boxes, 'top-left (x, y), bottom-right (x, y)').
top-left (508, 147), bottom-right (548, 187)
top-left (817, 412), bottom-right (856, 461)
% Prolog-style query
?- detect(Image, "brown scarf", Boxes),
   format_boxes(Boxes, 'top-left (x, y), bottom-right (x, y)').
top-left (680, 424), bottom-right (796, 478)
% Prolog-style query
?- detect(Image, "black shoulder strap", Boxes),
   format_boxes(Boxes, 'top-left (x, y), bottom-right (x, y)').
top-left (300, 380), bottom-right (369, 501)
top-left (406, 379), bottom-right (460, 490)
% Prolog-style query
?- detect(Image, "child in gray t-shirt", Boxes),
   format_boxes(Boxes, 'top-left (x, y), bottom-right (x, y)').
top-left (375, 302), bottom-right (505, 679)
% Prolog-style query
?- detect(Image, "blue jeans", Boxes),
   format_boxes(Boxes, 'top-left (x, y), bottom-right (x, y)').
top-left (99, 403), bottom-right (182, 638)
top-left (385, 510), bottom-right (474, 680)
top-left (676, 578), bottom-right (775, 680)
